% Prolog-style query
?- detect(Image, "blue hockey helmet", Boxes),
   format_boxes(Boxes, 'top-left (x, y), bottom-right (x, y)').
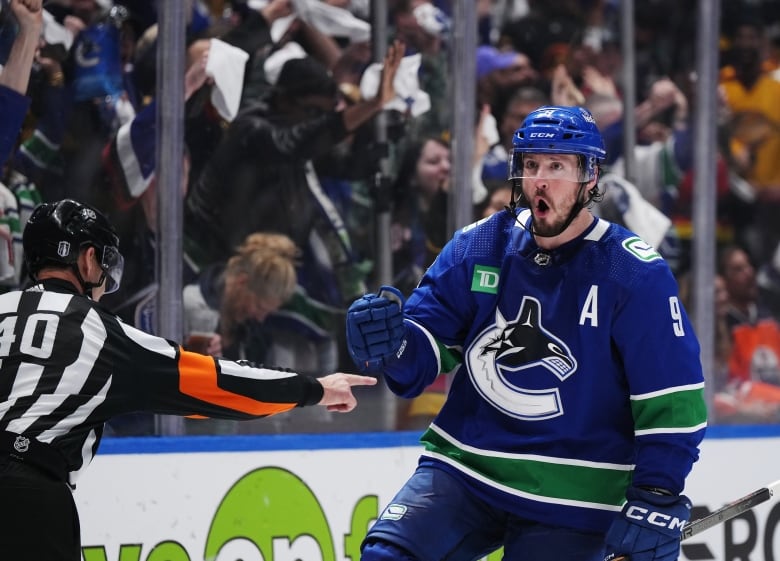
top-left (510, 105), bottom-right (606, 181)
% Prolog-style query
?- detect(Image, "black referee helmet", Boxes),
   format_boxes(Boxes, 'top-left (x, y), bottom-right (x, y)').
top-left (22, 199), bottom-right (124, 294)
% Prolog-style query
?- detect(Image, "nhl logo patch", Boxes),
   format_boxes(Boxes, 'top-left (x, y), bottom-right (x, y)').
top-left (13, 435), bottom-right (30, 453)
top-left (57, 241), bottom-right (71, 257)
top-left (534, 252), bottom-right (551, 266)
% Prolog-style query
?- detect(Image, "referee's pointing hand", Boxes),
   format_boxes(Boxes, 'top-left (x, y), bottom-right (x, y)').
top-left (318, 373), bottom-right (378, 412)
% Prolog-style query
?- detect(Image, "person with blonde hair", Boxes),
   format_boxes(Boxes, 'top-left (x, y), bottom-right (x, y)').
top-left (183, 231), bottom-right (300, 362)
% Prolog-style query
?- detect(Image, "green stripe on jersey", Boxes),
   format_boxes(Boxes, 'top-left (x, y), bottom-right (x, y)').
top-left (421, 427), bottom-right (631, 508)
top-left (631, 386), bottom-right (707, 433)
top-left (436, 340), bottom-right (462, 374)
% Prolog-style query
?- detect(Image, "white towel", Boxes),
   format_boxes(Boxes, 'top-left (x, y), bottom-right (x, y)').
top-left (291, 0), bottom-right (371, 43)
top-left (249, 0), bottom-right (370, 44)
top-left (359, 53), bottom-right (430, 117)
top-left (263, 41), bottom-right (307, 85)
top-left (413, 3), bottom-right (450, 37)
top-left (205, 38), bottom-right (249, 122)
top-left (42, 10), bottom-right (75, 50)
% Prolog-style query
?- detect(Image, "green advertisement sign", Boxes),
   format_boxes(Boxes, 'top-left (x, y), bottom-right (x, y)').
top-left (80, 466), bottom-right (502, 561)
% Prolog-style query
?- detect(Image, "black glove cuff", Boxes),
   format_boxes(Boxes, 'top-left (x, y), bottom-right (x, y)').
top-left (629, 486), bottom-right (681, 507)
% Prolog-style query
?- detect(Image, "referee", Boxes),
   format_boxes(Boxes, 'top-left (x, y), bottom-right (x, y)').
top-left (0, 199), bottom-right (376, 560)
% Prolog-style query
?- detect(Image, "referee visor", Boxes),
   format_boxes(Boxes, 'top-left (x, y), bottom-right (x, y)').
top-left (98, 244), bottom-right (124, 294)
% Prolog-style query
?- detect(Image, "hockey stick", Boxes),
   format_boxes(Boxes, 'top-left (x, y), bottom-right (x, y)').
top-left (612, 479), bottom-right (780, 561)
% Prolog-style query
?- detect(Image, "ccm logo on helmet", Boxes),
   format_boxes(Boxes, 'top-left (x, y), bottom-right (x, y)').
top-left (528, 132), bottom-right (556, 138)
top-left (626, 506), bottom-right (687, 530)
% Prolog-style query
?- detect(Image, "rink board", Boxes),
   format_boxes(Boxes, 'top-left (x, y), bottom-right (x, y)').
top-left (72, 426), bottom-right (780, 561)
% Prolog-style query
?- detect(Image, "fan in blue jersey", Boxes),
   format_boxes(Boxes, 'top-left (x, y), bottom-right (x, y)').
top-left (346, 105), bottom-right (707, 561)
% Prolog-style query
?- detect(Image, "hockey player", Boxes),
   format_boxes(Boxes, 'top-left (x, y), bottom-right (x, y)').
top-left (0, 199), bottom-right (376, 560)
top-left (346, 106), bottom-right (707, 561)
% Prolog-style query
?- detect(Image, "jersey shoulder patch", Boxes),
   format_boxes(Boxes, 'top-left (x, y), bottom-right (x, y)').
top-left (620, 235), bottom-right (662, 263)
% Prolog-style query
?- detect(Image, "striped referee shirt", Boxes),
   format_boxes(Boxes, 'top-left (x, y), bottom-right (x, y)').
top-left (0, 278), bottom-right (324, 486)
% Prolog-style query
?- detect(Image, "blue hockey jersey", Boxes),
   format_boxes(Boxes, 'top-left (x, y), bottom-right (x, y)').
top-left (384, 208), bottom-right (707, 533)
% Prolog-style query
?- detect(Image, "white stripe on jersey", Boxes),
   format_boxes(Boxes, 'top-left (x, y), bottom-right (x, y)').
top-left (54, 308), bottom-right (107, 394)
top-left (0, 363), bottom-right (44, 418)
top-left (69, 427), bottom-right (99, 485)
top-left (118, 320), bottom-right (177, 358)
top-left (218, 359), bottom-right (298, 380)
top-left (40, 376), bottom-right (111, 443)
top-left (38, 291), bottom-right (72, 312)
top-left (6, 307), bottom-right (107, 434)
top-left (0, 290), bottom-right (21, 313)
top-left (8, 363), bottom-right (45, 402)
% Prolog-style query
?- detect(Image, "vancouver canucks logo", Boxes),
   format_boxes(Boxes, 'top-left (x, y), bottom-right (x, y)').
top-left (466, 296), bottom-right (577, 420)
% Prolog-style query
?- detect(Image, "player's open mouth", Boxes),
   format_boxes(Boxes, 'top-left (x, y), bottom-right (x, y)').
top-left (534, 198), bottom-right (550, 217)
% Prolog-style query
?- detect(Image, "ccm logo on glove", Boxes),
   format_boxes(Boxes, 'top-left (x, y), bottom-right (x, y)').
top-left (625, 506), bottom-right (687, 530)
top-left (396, 338), bottom-right (407, 359)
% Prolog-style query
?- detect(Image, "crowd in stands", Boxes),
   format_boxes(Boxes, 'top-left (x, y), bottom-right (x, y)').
top-left (4, 0), bottom-right (780, 432)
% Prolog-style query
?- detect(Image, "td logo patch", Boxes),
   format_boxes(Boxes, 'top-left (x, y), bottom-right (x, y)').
top-left (471, 265), bottom-right (500, 294)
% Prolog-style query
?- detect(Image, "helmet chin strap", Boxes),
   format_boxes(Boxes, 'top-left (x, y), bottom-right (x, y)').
top-left (71, 261), bottom-right (105, 298)
top-left (507, 179), bottom-right (594, 239)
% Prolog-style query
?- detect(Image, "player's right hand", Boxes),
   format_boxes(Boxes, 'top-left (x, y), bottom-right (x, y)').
top-left (604, 486), bottom-right (691, 561)
top-left (345, 285), bottom-right (406, 374)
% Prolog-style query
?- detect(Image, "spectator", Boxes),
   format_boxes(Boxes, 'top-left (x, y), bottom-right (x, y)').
top-left (475, 44), bottom-right (538, 114)
top-left (481, 85), bottom-right (549, 182)
top-left (36, 1), bottom-right (139, 206)
top-left (390, 0), bottom-right (450, 139)
top-left (480, 181), bottom-right (514, 219)
top-left (716, 244), bottom-right (780, 422)
top-left (185, 40), bottom-right (404, 375)
top-left (720, 15), bottom-right (780, 264)
top-left (99, 45), bottom-right (212, 330)
top-left (11, 27), bottom-right (71, 201)
top-left (720, 244), bottom-right (773, 330)
top-left (186, 41), bottom-right (402, 267)
top-left (720, 244), bottom-right (780, 383)
top-left (0, 0), bottom-right (43, 168)
top-left (182, 232), bottom-right (299, 363)
top-left (677, 271), bottom-right (735, 413)
top-left (389, 134), bottom-right (450, 296)
top-left (498, 0), bottom-right (586, 75)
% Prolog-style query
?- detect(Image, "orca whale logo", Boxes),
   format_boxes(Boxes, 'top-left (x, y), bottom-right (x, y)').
top-left (466, 296), bottom-right (577, 420)
top-left (482, 296), bottom-right (576, 378)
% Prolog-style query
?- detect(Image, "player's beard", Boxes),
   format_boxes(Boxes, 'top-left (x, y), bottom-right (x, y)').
top-left (530, 212), bottom-right (570, 237)
top-left (526, 189), bottom-right (584, 238)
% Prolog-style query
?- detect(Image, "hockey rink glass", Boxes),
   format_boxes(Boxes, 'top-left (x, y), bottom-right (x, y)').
top-left (99, 244), bottom-right (124, 294)
top-left (508, 152), bottom-right (589, 182)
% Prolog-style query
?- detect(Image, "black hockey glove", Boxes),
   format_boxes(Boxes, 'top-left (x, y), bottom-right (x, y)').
top-left (346, 285), bottom-right (405, 374)
top-left (604, 486), bottom-right (691, 561)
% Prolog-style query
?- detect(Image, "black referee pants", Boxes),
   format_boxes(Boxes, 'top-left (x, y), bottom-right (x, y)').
top-left (0, 457), bottom-right (80, 561)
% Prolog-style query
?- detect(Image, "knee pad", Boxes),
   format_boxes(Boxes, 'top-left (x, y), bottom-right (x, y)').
top-left (362, 539), bottom-right (420, 561)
